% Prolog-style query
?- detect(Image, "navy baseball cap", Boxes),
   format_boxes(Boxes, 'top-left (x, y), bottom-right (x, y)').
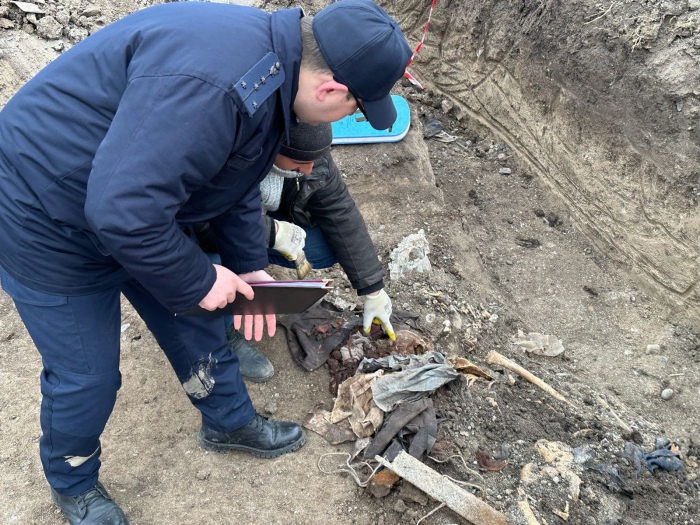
top-left (313, 0), bottom-right (412, 130)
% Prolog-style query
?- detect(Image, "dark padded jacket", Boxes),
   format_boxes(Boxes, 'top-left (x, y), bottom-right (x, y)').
top-left (0, 3), bottom-right (303, 313)
top-left (269, 152), bottom-right (385, 295)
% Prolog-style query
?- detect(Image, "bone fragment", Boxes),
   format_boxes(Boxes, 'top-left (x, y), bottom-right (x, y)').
top-left (487, 350), bottom-right (571, 405)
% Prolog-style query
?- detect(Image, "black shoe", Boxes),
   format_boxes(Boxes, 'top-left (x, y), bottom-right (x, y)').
top-left (226, 325), bottom-right (274, 383)
top-left (196, 413), bottom-right (306, 459)
top-left (50, 482), bottom-right (129, 525)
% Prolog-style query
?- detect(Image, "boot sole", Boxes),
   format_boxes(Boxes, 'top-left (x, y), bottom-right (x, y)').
top-left (196, 430), bottom-right (306, 459)
top-left (240, 369), bottom-right (274, 383)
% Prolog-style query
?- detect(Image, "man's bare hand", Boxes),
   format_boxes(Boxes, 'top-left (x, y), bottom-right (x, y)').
top-left (234, 269), bottom-right (276, 341)
top-left (198, 265), bottom-right (254, 311)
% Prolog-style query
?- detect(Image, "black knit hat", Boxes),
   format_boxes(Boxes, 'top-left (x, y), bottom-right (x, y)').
top-left (279, 122), bottom-right (333, 162)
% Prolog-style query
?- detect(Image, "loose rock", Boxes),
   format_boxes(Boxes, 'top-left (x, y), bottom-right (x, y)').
top-left (82, 5), bottom-right (101, 17)
top-left (660, 388), bottom-right (674, 400)
top-left (388, 229), bottom-right (432, 280)
top-left (399, 482), bottom-right (429, 506)
top-left (645, 344), bottom-right (661, 355)
top-left (499, 167), bottom-right (512, 175)
top-left (393, 499), bottom-right (407, 513)
top-left (36, 15), bottom-right (62, 40)
top-left (67, 26), bottom-right (88, 43)
top-left (55, 10), bottom-right (69, 26)
top-left (264, 402), bottom-right (277, 415)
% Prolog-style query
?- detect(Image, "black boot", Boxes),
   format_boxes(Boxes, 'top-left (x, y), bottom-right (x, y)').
top-left (51, 482), bottom-right (129, 525)
top-left (226, 325), bottom-right (274, 382)
top-left (196, 413), bottom-right (306, 459)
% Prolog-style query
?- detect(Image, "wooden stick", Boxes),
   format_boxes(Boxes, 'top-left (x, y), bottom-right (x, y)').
top-left (597, 396), bottom-right (631, 432)
top-left (376, 451), bottom-right (508, 525)
top-left (487, 351), bottom-right (571, 405)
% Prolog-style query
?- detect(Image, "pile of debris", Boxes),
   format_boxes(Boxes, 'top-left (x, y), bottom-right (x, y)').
top-left (0, 0), bottom-right (106, 48)
top-left (279, 296), bottom-right (698, 524)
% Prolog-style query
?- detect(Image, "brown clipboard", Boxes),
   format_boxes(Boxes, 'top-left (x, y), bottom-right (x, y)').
top-left (181, 280), bottom-right (333, 317)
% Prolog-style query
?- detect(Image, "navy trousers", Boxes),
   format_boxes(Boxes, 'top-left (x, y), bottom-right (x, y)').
top-left (0, 269), bottom-right (254, 496)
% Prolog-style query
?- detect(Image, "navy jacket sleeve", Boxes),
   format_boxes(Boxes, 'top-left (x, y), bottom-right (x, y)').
top-left (209, 185), bottom-right (269, 274)
top-left (85, 75), bottom-right (239, 313)
top-left (305, 155), bottom-right (386, 294)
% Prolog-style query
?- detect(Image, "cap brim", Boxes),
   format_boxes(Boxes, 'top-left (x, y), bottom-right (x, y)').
top-left (363, 95), bottom-right (397, 130)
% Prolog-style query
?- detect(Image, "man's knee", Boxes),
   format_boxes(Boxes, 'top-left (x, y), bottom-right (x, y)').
top-left (42, 368), bottom-right (122, 436)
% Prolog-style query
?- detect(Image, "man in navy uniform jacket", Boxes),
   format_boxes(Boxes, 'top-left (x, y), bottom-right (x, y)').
top-left (0, 1), bottom-right (411, 522)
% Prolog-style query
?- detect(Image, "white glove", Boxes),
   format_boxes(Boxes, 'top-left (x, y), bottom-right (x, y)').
top-left (273, 220), bottom-right (306, 261)
top-left (363, 289), bottom-right (395, 341)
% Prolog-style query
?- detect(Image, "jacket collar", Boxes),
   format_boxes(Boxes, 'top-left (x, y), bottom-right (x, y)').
top-left (271, 8), bottom-right (303, 145)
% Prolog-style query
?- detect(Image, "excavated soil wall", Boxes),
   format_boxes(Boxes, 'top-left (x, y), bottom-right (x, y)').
top-left (380, 0), bottom-right (700, 319)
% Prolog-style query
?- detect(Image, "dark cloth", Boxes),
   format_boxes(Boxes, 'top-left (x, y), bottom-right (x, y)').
top-left (644, 443), bottom-right (684, 473)
top-left (280, 300), bottom-right (363, 372)
top-left (0, 2), bottom-right (303, 314)
top-left (364, 398), bottom-right (432, 459)
top-left (0, 269), bottom-right (254, 495)
top-left (274, 151), bottom-right (386, 294)
top-left (279, 122), bottom-right (332, 162)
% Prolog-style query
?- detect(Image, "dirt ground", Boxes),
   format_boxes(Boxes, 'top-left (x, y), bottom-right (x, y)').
top-left (1, 1), bottom-right (699, 524)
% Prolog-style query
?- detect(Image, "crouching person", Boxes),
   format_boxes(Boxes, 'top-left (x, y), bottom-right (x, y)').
top-left (196, 122), bottom-right (396, 382)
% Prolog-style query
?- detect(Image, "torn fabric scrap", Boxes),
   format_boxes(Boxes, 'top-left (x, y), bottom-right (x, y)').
top-left (365, 398), bottom-right (437, 461)
top-left (281, 300), bottom-right (362, 372)
top-left (302, 403), bottom-right (356, 445)
top-left (363, 352), bottom-right (461, 412)
top-left (331, 371), bottom-right (384, 439)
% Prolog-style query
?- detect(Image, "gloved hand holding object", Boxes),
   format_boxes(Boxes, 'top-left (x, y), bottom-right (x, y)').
top-left (273, 220), bottom-right (306, 261)
top-left (363, 289), bottom-right (395, 340)
top-left (274, 220), bottom-right (312, 279)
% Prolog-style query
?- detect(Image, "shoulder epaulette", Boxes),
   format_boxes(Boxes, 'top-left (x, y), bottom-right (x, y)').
top-left (230, 52), bottom-right (285, 117)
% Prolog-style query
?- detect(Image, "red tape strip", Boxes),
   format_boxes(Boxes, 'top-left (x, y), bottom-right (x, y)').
top-left (404, 0), bottom-right (438, 89)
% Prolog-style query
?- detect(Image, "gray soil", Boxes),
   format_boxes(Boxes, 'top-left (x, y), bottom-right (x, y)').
top-left (1, 1), bottom-right (699, 524)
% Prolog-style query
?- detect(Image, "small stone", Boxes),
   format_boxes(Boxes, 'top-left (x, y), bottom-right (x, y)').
top-left (645, 344), bottom-right (661, 355)
top-left (366, 470), bottom-right (399, 498)
top-left (687, 472), bottom-right (698, 482)
top-left (82, 5), bottom-right (101, 17)
top-left (499, 167), bottom-right (512, 175)
top-left (442, 319), bottom-right (451, 334)
top-left (195, 470), bottom-right (210, 481)
top-left (67, 26), bottom-right (88, 43)
top-left (0, 49), bottom-right (3, 60)
top-left (690, 0), bottom-right (700, 10)
top-left (661, 388), bottom-right (674, 401)
top-left (55, 10), bottom-right (69, 25)
top-left (393, 499), bottom-right (407, 513)
top-left (0, 5), bottom-right (8, 17)
top-left (52, 41), bottom-right (64, 52)
top-left (399, 483), bottom-right (428, 506)
top-left (441, 98), bottom-right (453, 114)
top-left (264, 402), bottom-right (277, 415)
